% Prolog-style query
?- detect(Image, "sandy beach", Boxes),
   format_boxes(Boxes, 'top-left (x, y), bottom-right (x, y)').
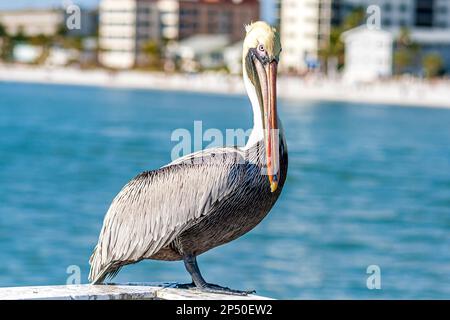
top-left (1, 64), bottom-right (450, 109)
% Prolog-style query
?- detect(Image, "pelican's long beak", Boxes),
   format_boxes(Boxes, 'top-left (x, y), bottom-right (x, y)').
top-left (265, 61), bottom-right (279, 192)
top-left (254, 57), bottom-right (279, 192)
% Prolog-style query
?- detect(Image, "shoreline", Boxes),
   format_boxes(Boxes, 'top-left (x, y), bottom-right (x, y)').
top-left (1, 65), bottom-right (450, 109)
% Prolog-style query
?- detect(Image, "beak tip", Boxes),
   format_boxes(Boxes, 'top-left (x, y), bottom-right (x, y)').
top-left (270, 182), bottom-right (278, 193)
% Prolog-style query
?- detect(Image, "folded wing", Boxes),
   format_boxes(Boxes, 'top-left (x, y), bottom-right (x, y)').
top-left (89, 149), bottom-right (245, 283)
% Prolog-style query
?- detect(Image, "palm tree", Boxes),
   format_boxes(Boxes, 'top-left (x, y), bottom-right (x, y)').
top-left (393, 28), bottom-right (421, 75)
top-left (141, 40), bottom-right (162, 70)
top-left (0, 22), bottom-right (12, 61)
top-left (422, 53), bottom-right (444, 78)
top-left (0, 22), bottom-right (7, 37)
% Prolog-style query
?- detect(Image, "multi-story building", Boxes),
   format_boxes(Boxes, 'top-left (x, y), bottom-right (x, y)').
top-left (0, 8), bottom-right (98, 38)
top-left (0, 9), bottom-right (64, 37)
top-left (280, 0), bottom-right (332, 73)
top-left (280, 0), bottom-right (450, 73)
top-left (155, 0), bottom-right (260, 41)
top-left (157, 0), bottom-right (180, 40)
top-left (332, 0), bottom-right (449, 29)
top-left (99, 0), bottom-right (260, 69)
top-left (332, 0), bottom-right (450, 28)
top-left (273, 0), bottom-right (282, 29)
top-left (177, 0), bottom-right (259, 41)
top-left (99, 0), bottom-right (159, 69)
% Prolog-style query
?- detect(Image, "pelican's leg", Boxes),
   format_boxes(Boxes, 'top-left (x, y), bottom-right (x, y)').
top-left (181, 255), bottom-right (255, 296)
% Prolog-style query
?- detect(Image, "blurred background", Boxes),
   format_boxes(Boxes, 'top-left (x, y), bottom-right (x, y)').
top-left (0, 0), bottom-right (449, 299)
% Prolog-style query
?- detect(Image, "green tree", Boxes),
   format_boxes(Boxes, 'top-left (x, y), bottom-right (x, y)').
top-left (56, 22), bottom-right (68, 37)
top-left (422, 53), bottom-right (444, 78)
top-left (141, 40), bottom-right (162, 70)
top-left (0, 37), bottom-right (13, 62)
top-left (0, 22), bottom-right (7, 37)
top-left (393, 28), bottom-right (421, 75)
top-left (394, 49), bottom-right (412, 74)
top-left (12, 26), bottom-right (28, 42)
top-left (29, 34), bottom-right (52, 47)
top-left (342, 7), bottom-right (366, 30)
top-left (0, 22), bottom-right (12, 61)
top-left (61, 36), bottom-right (83, 50)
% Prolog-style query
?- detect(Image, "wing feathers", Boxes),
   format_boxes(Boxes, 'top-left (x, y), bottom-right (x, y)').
top-left (89, 149), bottom-right (245, 283)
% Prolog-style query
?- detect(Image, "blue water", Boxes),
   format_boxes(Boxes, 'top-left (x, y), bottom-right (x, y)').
top-left (0, 81), bottom-right (449, 299)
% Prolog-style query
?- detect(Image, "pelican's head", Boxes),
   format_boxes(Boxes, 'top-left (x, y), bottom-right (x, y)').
top-left (243, 21), bottom-right (281, 192)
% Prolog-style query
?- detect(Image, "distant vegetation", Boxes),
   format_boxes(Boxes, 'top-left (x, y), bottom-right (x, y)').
top-left (319, 7), bottom-right (446, 78)
top-left (393, 28), bottom-right (421, 75)
top-left (422, 53), bottom-right (444, 78)
top-left (0, 22), bottom-right (12, 61)
top-left (0, 10), bottom-right (446, 78)
top-left (141, 40), bottom-right (163, 71)
top-left (0, 20), bottom-right (97, 66)
top-left (0, 22), bottom-right (6, 37)
top-left (394, 28), bottom-right (445, 78)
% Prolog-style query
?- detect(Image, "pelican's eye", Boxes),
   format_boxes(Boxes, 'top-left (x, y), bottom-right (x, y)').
top-left (258, 44), bottom-right (265, 53)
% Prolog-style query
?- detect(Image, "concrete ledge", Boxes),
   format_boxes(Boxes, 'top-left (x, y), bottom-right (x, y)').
top-left (0, 283), bottom-right (272, 300)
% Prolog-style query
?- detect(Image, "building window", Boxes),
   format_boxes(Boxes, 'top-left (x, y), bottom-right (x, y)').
top-left (415, 0), bottom-right (434, 27)
top-left (218, 11), bottom-right (231, 34)
top-left (208, 22), bottom-right (215, 32)
top-left (138, 7), bottom-right (151, 14)
top-left (436, 6), bottom-right (448, 14)
top-left (208, 9), bottom-right (218, 19)
top-left (180, 22), bottom-right (194, 30)
top-left (138, 21), bottom-right (150, 27)
top-left (399, 3), bottom-right (408, 12)
top-left (180, 8), bottom-right (198, 17)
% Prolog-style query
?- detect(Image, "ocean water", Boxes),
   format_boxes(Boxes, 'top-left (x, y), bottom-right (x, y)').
top-left (0, 81), bottom-right (449, 299)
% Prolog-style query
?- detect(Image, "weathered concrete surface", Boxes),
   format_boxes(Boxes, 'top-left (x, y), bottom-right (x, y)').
top-left (0, 283), bottom-right (271, 300)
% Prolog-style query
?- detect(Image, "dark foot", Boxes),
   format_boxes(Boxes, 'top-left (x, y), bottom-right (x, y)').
top-left (181, 255), bottom-right (255, 296)
top-left (195, 283), bottom-right (256, 296)
top-left (175, 282), bottom-right (196, 289)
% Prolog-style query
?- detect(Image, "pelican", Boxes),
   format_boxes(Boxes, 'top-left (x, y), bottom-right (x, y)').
top-left (89, 21), bottom-right (288, 295)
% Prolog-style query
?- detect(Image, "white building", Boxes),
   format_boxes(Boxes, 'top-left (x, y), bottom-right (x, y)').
top-left (167, 34), bottom-right (230, 72)
top-left (13, 44), bottom-right (44, 63)
top-left (157, 0), bottom-right (179, 40)
top-left (99, 0), bottom-right (160, 69)
top-left (0, 9), bottom-right (64, 37)
top-left (279, 0), bottom-right (450, 73)
top-left (46, 47), bottom-right (80, 66)
top-left (98, 0), bottom-right (259, 69)
top-left (341, 26), bottom-right (393, 82)
top-left (279, 0), bottom-right (332, 73)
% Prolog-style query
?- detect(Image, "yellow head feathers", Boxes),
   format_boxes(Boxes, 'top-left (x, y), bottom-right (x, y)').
top-left (243, 21), bottom-right (281, 61)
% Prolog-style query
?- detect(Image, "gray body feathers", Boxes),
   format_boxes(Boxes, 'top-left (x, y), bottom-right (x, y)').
top-left (89, 139), bottom-right (288, 284)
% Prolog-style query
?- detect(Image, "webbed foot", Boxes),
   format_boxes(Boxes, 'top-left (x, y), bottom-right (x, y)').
top-left (195, 283), bottom-right (256, 296)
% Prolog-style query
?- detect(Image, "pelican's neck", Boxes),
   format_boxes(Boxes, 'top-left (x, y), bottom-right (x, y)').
top-left (243, 70), bottom-right (264, 150)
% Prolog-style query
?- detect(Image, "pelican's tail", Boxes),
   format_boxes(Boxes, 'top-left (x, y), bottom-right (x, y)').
top-left (88, 245), bottom-right (110, 285)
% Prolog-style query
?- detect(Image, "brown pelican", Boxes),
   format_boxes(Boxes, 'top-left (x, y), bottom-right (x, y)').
top-left (89, 21), bottom-right (288, 295)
